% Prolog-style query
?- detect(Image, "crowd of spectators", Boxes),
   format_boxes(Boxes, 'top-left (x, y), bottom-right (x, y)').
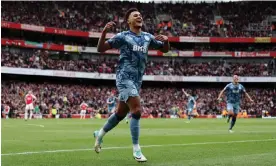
top-left (1, 81), bottom-right (275, 118)
top-left (2, 49), bottom-right (274, 76)
top-left (2, 1), bottom-right (275, 37)
top-left (2, 1), bottom-right (276, 119)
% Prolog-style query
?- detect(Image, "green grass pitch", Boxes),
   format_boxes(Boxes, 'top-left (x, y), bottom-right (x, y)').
top-left (1, 118), bottom-right (276, 166)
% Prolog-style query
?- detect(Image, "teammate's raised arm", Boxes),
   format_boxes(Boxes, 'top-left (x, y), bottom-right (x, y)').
top-left (182, 89), bottom-right (190, 97)
top-left (97, 21), bottom-right (116, 52)
top-left (106, 98), bottom-right (111, 104)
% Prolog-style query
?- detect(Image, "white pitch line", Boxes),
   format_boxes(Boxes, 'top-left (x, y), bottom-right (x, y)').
top-left (2, 138), bottom-right (276, 156)
top-left (27, 124), bottom-right (44, 128)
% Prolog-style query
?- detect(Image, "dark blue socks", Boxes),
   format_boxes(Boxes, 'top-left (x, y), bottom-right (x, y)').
top-left (130, 113), bottom-right (141, 145)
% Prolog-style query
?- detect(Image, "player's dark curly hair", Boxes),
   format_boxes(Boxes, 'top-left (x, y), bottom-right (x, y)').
top-left (191, 90), bottom-right (197, 98)
top-left (124, 8), bottom-right (139, 22)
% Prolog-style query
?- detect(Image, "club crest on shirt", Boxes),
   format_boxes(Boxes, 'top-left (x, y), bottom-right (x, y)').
top-left (131, 89), bottom-right (138, 95)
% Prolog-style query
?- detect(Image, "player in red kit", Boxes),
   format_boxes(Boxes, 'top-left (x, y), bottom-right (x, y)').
top-left (80, 101), bottom-right (88, 119)
top-left (4, 104), bottom-right (10, 119)
top-left (25, 91), bottom-right (37, 120)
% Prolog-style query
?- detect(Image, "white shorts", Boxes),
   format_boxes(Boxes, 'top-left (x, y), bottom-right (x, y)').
top-left (81, 110), bottom-right (86, 114)
top-left (25, 103), bottom-right (34, 110)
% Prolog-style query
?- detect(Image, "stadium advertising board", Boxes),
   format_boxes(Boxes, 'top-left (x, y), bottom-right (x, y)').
top-left (2, 38), bottom-right (276, 58)
top-left (179, 37), bottom-right (210, 43)
top-left (2, 21), bottom-right (276, 43)
top-left (255, 37), bottom-right (271, 43)
top-left (2, 67), bottom-right (276, 83)
top-left (235, 52), bottom-right (271, 57)
top-left (21, 24), bottom-right (45, 32)
top-left (201, 51), bottom-right (233, 57)
top-left (178, 51), bottom-right (195, 57)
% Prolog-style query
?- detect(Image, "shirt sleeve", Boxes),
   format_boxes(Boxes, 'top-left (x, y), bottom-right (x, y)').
top-left (223, 83), bottom-right (231, 91)
top-left (241, 84), bottom-right (246, 92)
top-left (149, 34), bottom-right (164, 49)
top-left (107, 33), bottom-right (124, 49)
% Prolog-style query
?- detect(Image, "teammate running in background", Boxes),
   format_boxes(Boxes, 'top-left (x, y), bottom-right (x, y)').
top-left (182, 89), bottom-right (197, 123)
top-left (25, 91), bottom-right (37, 121)
top-left (80, 101), bottom-right (88, 119)
top-left (217, 75), bottom-right (254, 133)
top-left (106, 93), bottom-right (116, 115)
top-left (94, 8), bottom-right (169, 162)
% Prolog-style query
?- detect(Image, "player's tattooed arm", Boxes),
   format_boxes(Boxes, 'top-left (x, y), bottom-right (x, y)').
top-left (155, 35), bottom-right (170, 53)
top-left (97, 22), bottom-right (116, 52)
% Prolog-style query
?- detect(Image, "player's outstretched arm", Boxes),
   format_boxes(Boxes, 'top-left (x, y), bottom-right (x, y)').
top-left (182, 89), bottom-right (190, 97)
top-left (155, 35), bottom-right (170, 53)
top-left (241, 85), bottom-right (254, 103)
top-left (217, 89), bottom-right (225, 100)
top-left (245, 92), bottom-right (254, 103)
top-left (97, 22), bottom-right (116, 53)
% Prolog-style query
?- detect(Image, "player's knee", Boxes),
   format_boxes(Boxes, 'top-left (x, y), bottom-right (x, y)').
top-left (131, 105), bottom-right (141, 120)
top-left (114, 112), bottom-right (125, 121)
top-left (131, 105), bottom-right (142, 117)
top-left (131, 112), bottom-right (141, 120)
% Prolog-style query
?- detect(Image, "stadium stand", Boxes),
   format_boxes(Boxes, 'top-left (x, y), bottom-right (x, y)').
top-left (1, 1), bottom-right (276, 37)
